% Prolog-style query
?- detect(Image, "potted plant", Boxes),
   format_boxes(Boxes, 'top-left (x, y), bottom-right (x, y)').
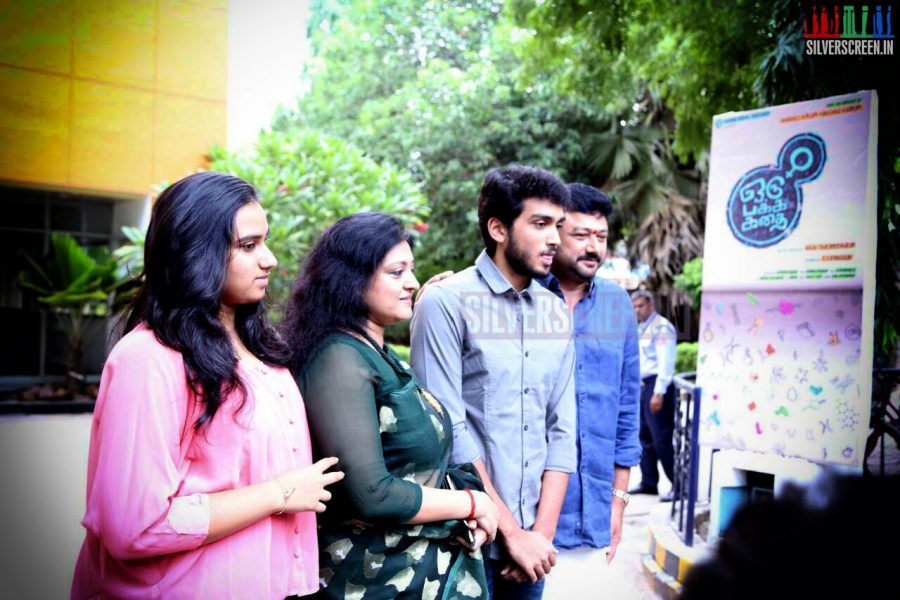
top-left (18, 234), bottom-right (130, 398)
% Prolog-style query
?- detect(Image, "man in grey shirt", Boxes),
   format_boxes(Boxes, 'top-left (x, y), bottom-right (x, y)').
top-left (411, 165), bottom-right (576, 600)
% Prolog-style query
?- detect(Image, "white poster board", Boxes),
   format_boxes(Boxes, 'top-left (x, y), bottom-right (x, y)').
top-left (696, 91), bottom-right (878, 468)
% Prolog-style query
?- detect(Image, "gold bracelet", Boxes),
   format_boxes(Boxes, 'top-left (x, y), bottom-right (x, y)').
top-left (274, 478), bottom-right (296, 515)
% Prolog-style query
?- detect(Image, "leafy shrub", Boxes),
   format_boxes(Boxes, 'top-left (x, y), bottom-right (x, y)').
top-left (674, 257), bottom-right (704, 310)
top-left (676, 341), bottom-right (699, 375)
top-left (209, 129), bottom-right (429, 311)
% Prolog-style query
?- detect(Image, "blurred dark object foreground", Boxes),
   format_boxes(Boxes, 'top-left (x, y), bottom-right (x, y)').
top-left (680, 472), bottom-right (900, 599)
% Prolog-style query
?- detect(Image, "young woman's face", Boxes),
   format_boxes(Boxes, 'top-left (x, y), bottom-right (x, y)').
top-left (221, 202), bottom-right (277, 308)
top-left (364, 241), bottom-right (420, 328)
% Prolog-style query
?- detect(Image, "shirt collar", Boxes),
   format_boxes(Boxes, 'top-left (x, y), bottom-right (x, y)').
top-left (639, 310), bottom-right (659, 332)
top-left (475, 249), bottom-right (540, 301)
top-left (539, 272), bottom-right (596, 301)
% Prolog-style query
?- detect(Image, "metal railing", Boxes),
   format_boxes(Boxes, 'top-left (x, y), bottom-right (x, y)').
top-left (866, 367), bottom-right (900, 476)
top-left (670, 371), bottom-right (702, 546)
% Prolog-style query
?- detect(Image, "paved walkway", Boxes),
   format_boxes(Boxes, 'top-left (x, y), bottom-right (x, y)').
top-left (543, 466), bottom-right (669, 599)
top-left (604, 437), bottom-right (900, 600)
top-left (611, 466), bottom-right (670, 599)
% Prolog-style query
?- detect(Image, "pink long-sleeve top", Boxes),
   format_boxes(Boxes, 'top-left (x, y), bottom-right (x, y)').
top-left (72, 326), bottom-right (319, 599)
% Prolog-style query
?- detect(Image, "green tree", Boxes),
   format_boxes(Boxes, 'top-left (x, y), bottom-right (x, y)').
top-left (511, 0), bottom-right (788, 160)
top-left (674, 257), bottom-right (704, 310)
top-left (280, 2), bottom-right (609, 279)
top-left (208, 128), bottom-right (429, 309)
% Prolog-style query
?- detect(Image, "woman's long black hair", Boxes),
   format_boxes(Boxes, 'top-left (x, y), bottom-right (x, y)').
top-left (123, 171), bottom-right (289, 430)
top-left (281, 212), bottom-right (412, 373)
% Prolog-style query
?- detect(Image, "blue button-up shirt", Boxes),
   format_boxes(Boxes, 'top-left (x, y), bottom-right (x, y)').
top-left (540, 274), bottom-right (641, 550)
top-left (411, 251), bottom-right (577, 558)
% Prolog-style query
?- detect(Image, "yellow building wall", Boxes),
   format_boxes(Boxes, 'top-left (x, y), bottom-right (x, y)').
top-left (0, 0), bottom-right (227, 196)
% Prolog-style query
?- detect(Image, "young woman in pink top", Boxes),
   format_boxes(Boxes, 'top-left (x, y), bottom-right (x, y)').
top-left (72, 172), bottom-right (344, 599)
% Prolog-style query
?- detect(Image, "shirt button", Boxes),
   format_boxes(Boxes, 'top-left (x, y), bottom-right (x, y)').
top-left (279, 391), bottom-right (285, 398)
top-left (293, 446), bottom-right (300, 452)
top-left (524, 425), bottom-right (529, 431)
top-left (524, 388), bottom-right (530, 394)
top-left (525, 351), bottom-right (530, 357)
top-left (525, 460), bottom-right (529, 467)
top-left (294, 549), bottom-right (302, 558)
top-left (295, 525), bottom-right (302, 534)
top-left (578, 365), bottom-right (583, 371)
top-left (289, 418), bottom-right (295, 425)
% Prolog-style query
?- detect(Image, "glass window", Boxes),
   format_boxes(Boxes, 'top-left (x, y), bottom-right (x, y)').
top-left (1, 185), bottom-right (118, 378)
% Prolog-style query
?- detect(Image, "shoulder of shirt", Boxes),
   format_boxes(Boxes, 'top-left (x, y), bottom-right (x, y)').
top-left (304, 333), bottom-right (379, 371)
top-left (416, 265), bottom-right (482, 306)
top-left (107, 325), bottom-right (182, 368)
top-left (655, 315), bottom-right (677, 333)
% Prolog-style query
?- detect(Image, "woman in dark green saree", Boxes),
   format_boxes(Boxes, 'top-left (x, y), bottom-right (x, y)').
top-left (282, 213), bottom-right (499, 600)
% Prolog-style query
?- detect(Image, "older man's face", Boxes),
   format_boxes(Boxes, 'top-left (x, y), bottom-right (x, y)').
top-left (632, 297), bottom-right (653, 323)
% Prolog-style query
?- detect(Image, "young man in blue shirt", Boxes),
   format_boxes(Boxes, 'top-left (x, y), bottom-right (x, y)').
top-left (538, 183), bottom-right (641, 597)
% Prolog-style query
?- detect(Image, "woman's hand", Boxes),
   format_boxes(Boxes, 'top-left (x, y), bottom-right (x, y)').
top-left (456, 521), bottom-right (489, 552)
top-left (471, 490), bottom-right (499, 543)
top-left (414, 270), bottom-right (453, 306)
top-left (271, 456), bottom-right (345, 514)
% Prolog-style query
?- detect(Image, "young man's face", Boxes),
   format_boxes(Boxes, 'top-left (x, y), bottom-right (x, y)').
top-left (502, 198), bottom-right (565, 280)
top-left (553, 211), bottom-right (608, 284)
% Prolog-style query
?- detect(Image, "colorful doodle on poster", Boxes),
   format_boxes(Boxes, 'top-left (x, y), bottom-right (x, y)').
top-left (697, 290), bottom-right (865, 465)
top-left (726, 133), bottom-right (827, 248)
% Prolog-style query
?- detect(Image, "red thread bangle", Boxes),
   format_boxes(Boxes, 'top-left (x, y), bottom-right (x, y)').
top-left (464, 489), bottom-right (476, 521)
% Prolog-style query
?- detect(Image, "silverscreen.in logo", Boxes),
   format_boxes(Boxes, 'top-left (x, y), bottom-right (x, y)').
top-left (804, 3), bottom-right (894, 55)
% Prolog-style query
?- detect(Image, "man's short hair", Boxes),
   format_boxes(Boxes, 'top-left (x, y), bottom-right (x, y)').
top-left (566, 182), bottom-right (612, 217)
top-left (477, 165), bottom-right (569, 255)
top-left (631, 289), bottom-right (654, 304)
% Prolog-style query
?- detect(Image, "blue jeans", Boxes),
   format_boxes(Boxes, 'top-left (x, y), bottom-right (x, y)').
top-left (485, 557), bottom-right (546, 600)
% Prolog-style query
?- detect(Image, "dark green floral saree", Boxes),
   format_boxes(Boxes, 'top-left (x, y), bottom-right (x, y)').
top-left (299, 333), bottom-right (488, 600)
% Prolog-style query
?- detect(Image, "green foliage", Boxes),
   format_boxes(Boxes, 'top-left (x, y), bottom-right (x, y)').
top-left (208, 129), bottom-right (429, 309)
top-left (18, 234), bottom-right (129, 382)
top-left (391, 343), bottom-right (411, 365)
top-left (113, 225), bottom-right (146, 277)
top-left (511, 0), bottom-right (788, 160)
top-left (282, 1), bottom-right (608, 279)
top-left (676, 341), bottom-right (699, 375)
top-left (19, 234), bottom-right (125, 313)
top-left (673, 257), bottom-right (704, 310)
top-left (297, 0), bottom-right (504, 140)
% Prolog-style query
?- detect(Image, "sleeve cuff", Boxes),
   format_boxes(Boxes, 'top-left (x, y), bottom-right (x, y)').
top-left (450, 425), bottom-right (481, 465)
top-left (167, 493), bottom-right (210, 536)
top-left (614, 450), bottom-right (641, 468)
top-left (545, 444), bottom-right (577, 473)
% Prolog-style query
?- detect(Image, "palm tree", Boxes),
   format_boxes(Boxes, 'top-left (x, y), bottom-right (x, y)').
top-left (583, 103), bottom-right (705, 291)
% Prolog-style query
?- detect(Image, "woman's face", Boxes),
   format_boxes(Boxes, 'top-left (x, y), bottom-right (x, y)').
top-left (221, 202), bottom-right (277, 308)
top-left (364, 241), bottom-right (420, 328)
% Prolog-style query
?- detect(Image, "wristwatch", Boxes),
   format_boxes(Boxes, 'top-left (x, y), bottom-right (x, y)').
top-left (612, 488), bottom-right (631, 505)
